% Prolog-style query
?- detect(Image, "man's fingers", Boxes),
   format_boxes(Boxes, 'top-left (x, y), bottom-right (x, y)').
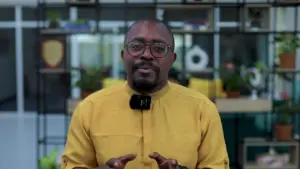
top-left (119, 153), bottom-right (137, 164)
top-left (105, 154), bottom-right (136, 169)
top-left (149, 152), bottom-right (166, 164)
top-left (106, 158), bottom-right (121, 168)
top-left (168, 159), bottom-right (178, 169)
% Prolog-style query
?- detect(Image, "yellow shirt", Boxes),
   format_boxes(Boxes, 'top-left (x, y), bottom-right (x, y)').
top-left (61, 82), bottom-right (229, 169)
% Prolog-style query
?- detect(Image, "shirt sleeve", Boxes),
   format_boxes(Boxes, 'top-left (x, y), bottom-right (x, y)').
top-left (197, 100), bottom-right (230, 169)
top-left (61, 100), bottom-right (98, 169)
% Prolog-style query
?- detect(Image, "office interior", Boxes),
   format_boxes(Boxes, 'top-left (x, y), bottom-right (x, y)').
top-left (0, 0), bottom-right (299, 169)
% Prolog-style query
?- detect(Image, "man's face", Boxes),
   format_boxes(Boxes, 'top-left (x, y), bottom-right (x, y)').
top-left (121, 21), bottom-right (176, 93)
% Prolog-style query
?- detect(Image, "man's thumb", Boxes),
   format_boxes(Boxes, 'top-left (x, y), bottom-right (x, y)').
top-left (119, 153), bottom-right (137, 163)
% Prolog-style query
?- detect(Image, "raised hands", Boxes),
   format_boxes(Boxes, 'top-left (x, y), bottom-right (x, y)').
top-left (149, 152), bottom-right (180, 169)
top-left (103, 153), bottom-right (136, 169)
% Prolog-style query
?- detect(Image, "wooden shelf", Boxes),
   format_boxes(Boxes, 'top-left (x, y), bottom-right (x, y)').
top-left (243, 137), bottom-right (300, 146)
top-left (171, 29), bottom-right (213, 34)
top-left (241, 137), bottom-right (299, 169)
top-left (244, 163), bottom-right (297, 169)
top-left (39, 68), bottom-right (67, 74)
top-left (67, 98), bottom-right (272, 114)
top-left (216, 98), bottom-right (272, 113)
top-left (156, 4), bottom-right (213, 9)
top-left (244, 4), bottom-right (272, 7)
top-left (267, 68), bottom-right (300, 73)
top-left (40, 29), bottom-right (94, 35)
top-left (66, 0), bottom-right (97, 6)
top-left (244, 28), bottom-right (271, 33)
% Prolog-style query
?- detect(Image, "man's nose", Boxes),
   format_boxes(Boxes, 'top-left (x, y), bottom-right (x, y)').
top-left (140, 46), bottom-right (154, 60)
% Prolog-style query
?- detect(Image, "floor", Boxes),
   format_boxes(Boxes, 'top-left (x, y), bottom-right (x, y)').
top-left (0, 113), bottom-right (67, 169)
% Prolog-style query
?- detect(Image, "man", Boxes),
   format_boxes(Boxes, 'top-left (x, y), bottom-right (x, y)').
top-left (61, 19), bottom-right (229, 169)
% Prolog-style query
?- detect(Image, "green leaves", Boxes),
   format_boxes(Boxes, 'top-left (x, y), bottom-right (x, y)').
top-left (274, 99), bottom-right (300, 124)
top-left (73, 66), bottom-right (103, 92)
top-left (274, 33), bottom-right (300, 54)
top-left (39, 148), bottom-right (59, 169)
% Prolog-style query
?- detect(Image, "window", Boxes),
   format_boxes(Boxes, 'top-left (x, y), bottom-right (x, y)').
top-left (0, 7), bottom-right (14, 21)
top-left (0, 28), bottom-right (16, 111)
top-left (23, 28), bottom-right (37, 111)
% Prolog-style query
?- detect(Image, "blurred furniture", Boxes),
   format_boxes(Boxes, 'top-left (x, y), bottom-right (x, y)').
top-left (240, 137), bottom-right (299, 169)
top-left (67, 97), bottom-right (272, 114)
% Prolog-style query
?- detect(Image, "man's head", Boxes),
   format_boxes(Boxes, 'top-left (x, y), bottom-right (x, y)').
top-left (121, 19), bottom-right (176, 94)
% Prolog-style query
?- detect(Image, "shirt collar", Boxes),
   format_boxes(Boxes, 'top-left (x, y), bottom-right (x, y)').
top-left (125, 81), bottom-right (170, 101)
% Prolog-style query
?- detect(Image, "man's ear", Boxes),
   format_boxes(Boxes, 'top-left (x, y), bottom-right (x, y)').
top-left (172, 53), bottom-right (177, 63)
top-left (121, 50), bottom-right (124, 59)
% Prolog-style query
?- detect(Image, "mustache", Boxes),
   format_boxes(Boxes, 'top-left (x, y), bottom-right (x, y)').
top-left (132, 61), bottom-right (159, 72)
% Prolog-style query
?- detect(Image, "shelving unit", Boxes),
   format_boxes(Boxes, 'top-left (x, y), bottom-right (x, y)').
top-left (36, 0), bottom-right (100, 168)
top-left (240, 137), bottom-right (300, 169)
top-left (36, 0), bottom-right (300, 169)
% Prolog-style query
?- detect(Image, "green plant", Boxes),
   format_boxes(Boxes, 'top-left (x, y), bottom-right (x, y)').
top-left (274, 93), bottom-right (300, 125)
top-left (46, 9), bottom-right (60, 22)
top-left (274, 33), bottom-right (300, 54)
top-left (73, 66), bottom-right (103, 92)
top-left (223, 74), bottom-right (245, 92)
top-left (39, 148), bottom-right (59, 169)
top-left (219, 63), bottom-right (247, 92)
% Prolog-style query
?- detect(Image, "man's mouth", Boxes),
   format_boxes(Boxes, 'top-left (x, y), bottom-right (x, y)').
top-left (136, 65), bottom-right (154, 74)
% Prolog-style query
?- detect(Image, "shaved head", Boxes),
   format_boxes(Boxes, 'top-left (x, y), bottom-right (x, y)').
top-left (121, 19), bottom-right (177, 94)
top-left (124, 19), bottom-right (175, 51)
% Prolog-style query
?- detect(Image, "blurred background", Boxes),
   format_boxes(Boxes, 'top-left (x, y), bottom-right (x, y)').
top-left (0, 0), bottom-right (299, 169)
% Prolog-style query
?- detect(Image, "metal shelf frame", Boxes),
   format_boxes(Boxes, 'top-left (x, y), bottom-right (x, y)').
top-left (36, 0), bottom-right (300, 169)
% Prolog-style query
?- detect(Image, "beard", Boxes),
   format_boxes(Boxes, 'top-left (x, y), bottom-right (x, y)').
top-left (131, 61), bottom-right (160, 93)
top-left (132, 76), bottom-right (158, 92)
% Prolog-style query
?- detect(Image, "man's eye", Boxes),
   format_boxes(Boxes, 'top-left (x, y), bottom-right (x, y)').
top-left (152, 45), bottom-right (166, 53)
top-left (130, 44), bottom-right (143, 50)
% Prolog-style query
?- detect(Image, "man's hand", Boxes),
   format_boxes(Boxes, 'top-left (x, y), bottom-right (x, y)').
top-left (104, 153), bottom-right (136, 169)
top-left (149, 152), bottom-right (180, 169)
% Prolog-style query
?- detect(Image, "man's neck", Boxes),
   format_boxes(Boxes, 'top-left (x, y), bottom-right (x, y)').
top-left (129, 81), bottom-right (168, 95)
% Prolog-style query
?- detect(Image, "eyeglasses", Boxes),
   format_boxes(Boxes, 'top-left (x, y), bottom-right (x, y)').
top-left (125, 41), bottom-right (171, 58)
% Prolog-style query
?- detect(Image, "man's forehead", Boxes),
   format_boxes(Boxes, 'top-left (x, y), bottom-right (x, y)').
top-left (126, 21), bottom-right (171, 44)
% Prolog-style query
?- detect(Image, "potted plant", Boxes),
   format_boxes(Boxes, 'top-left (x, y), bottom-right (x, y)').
top-left (39, 148), bottom-right (60, 169)
top-left (248, 8), bottom-right (263, 29)
top-left (219, 63), bottom-right (247, 98)
top-left (73, 66), bottom-right (103, 99)
top-left (274, 92), bottom-right (300, 141)
top-left (46, 9), bottom-right (61, 29)
top-left (274, 33), bottom-right (300, 69)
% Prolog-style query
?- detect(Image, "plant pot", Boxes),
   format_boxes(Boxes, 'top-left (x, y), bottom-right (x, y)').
top-left (279, 53), bottom-right (296, 69)
top-left (250, 20), bottom-right (261, 28)
top-left (81, 90), bottom-right (94, 99)
top-left (49, 21), bottom-right (60, 29)
top-left (274, 124), bottom-right (293, 141)
top-left (226, 91), bottom-right (240, 98)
